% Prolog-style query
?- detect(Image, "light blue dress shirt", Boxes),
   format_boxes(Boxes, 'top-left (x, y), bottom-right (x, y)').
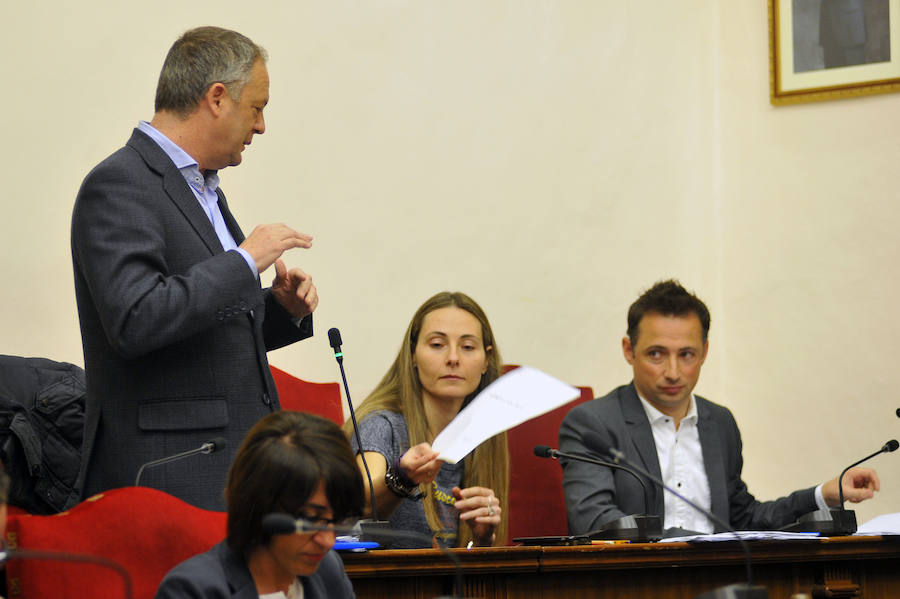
top-left (137, 121), bottom-right (257, 277)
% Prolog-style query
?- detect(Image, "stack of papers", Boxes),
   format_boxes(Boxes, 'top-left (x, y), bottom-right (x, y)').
top-left (855, 512), bottom-right (900, 536)
top-left (659, 531), bottom-right (820, 543)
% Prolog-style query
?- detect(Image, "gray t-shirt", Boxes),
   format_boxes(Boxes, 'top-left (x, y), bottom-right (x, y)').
top-left (352, 410), bottom-right (464, 548)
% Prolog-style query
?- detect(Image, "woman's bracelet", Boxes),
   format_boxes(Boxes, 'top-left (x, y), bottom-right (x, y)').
top-left (385, 457), bottom-right (424, 501)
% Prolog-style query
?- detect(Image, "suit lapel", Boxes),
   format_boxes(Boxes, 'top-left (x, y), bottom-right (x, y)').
top-left (216, 542), bottom-right (262, 599)
top-left (216, 189), bottom-right (246, 245)
top-left (127, 129), bottom-right (224, 256)
top-left (620, 384), bottom-right (665, 515)
top-left (697, 397), bottom-right (729, 527)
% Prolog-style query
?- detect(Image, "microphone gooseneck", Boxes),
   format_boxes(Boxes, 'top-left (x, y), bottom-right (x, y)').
top-left (327, 327), bottom-right (379, 522)
top-left (581, 431), bottom-right (759, 593)
top-left (134, 438), bottom-right (227, 487)
top-left (838, 439), bottom-right (899, 507)
top-left (534, 443), bottom-right (661, 543)
top-left (533, 445), bottom-right (651, 514)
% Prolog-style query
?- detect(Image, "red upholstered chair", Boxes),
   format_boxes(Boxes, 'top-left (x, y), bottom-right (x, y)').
top-left (269, 365), bottom-right (344, 426)
top-left (504, 365), bottom-right (593, 541)
top-left (4, 486), bottom-right (226, 599)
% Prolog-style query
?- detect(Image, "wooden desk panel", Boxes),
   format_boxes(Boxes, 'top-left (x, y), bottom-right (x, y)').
top-left (341, 536), bottom-right (900, 599)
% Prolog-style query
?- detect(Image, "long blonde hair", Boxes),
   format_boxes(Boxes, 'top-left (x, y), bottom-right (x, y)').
top-left (346, 291), bottom-right (510, 547)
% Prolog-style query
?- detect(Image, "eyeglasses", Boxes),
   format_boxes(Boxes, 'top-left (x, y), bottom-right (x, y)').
top-left (295, 513), bottom-right (359, 533)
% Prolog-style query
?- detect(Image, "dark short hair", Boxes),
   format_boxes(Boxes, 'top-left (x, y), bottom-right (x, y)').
top-left (626, 279), bottom-right (711, 345)
top-left (154, 26), bottom-right (267, 117)
top-left (225, 411), bottom-right (364, 557)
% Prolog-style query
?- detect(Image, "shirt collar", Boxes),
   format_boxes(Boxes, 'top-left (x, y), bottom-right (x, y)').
top-left (636, 392), bottom-right (698, 426)
top-left (138, 121), bottom-right (220, 194)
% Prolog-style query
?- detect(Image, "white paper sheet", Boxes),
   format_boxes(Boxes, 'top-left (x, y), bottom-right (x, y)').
top-left (431, 366), bottom-right (580, 463)
top-left (856, 512), bottom-right (900, 535)
top-left (658, 531), bottom-right (820, 543)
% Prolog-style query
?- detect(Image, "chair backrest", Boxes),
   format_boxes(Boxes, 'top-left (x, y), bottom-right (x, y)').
top-left (4, 486), bottom-right (226, 599)
top-left (270, 365), bottom-right (344, 425)
top-left (504, 365), bottom-right (593, 541)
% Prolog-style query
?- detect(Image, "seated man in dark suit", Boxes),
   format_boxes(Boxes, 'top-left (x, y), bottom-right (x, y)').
top-left (560, 280), bottom-right (880, 535)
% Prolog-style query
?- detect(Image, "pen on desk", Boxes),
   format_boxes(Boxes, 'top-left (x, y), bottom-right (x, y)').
top-left (591, 540), bottom-right (630, 545)
top-left (466, 541), bottom-right (474, 550)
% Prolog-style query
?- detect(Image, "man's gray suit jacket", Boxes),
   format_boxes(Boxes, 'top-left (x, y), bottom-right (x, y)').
top-left (71, 128), bottom-right (311, 510)
top-left (559, 383), bottom-right (817, 535)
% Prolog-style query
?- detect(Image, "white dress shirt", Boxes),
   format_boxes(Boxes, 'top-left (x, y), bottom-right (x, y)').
top-left (637, 393), bottom-right (829, 532)
top-left (638, 393), bottom-right (714, 533)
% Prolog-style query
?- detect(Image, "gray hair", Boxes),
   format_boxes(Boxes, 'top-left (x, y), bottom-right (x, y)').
top-left (154, 26), bottom-right (268, 117)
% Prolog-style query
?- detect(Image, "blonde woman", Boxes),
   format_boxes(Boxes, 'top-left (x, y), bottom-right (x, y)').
top-left (347, 291), bottom-right (509, 548)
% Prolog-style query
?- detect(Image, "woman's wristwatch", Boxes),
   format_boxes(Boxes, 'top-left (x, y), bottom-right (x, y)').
top-left (385, 458), bottom-right (424, 501)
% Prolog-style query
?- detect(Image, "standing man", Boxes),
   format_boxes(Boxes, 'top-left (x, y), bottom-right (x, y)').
top-left (560, 280), bottom-right (880, 535)
top-left (72, 27), bottom-right (318, 510)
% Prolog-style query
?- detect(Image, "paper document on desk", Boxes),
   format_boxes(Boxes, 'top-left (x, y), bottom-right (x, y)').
top-left (658, 531), bottom-right (820, 543)
top-left (856, 512), bottom-right (900, 535)
top-left (432, 366), bottom-right (580, 463)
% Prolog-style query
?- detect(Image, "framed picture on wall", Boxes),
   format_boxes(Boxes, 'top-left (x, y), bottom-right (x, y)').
top-left (769, 0), bottom-right (900, 104)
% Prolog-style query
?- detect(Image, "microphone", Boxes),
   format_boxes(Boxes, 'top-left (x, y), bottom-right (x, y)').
top-left (327, 327), bottom-right (391, 546)
top-left (533, 445), bottom-right (661, 542)
top-left (896, 408), bottom-right (900, 418)
top-left (785, 438), bottom-right (898, 536)
top-left (134, 437), bottom-right (227, 486)
top-left (583, 431), bottom-right (766, 599)
top-left (328, 327), bottom-right (344, 364)
top-left (262, 513), bottom-right (357, 536)
top-left (262, 512), bottom-right (465, 597)
top-left (840, 439), bottom-right (898, 506)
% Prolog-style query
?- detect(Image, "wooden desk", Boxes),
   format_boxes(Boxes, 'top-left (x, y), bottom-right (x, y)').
top-left (341, 536), bottom-right (900, 599)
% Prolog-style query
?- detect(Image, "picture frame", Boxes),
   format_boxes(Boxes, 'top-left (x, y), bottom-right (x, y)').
top-left (769, 0), bottom-right (900, 105)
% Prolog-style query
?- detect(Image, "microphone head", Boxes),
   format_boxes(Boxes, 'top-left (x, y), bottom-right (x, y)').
top-left (533, 445), bottom-right (553, 458)
top-left (327, 328), bottom-right (342, 349)
top-left (896, 408), bottom-right (900, 418)
top-left (262, 513), bottom-right (298, 536)
top-left (208, 437), bottom-right (227, 452)
top-left (884, 439), bottom-right (899, 453)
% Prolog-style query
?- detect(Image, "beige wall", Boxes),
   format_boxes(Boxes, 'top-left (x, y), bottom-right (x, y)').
top-left (2, 2), bottom-right (896, 524)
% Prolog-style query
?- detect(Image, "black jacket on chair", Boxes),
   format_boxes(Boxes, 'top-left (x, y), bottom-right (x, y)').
top-left (0, 355), bottom-right (87, 514)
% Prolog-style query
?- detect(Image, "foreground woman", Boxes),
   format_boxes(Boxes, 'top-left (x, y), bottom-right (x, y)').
top-left (156, 411), bottom-right (364, 598)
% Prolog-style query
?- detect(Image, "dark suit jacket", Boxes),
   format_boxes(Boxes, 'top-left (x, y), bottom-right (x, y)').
top-left (154, 541), bottom-right (354, 599)
top-left (559, 384), bottom-right (817, 535)
top-left (71, 128), bottom-right (311, 510)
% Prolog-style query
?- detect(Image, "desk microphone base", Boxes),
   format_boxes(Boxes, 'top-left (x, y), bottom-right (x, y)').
top-left (781, 508), bottom-right (857, 536)
top-left (358, 520), bottom-right (394, 548)
top-left (587, 514), bottom-right (663, 543)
